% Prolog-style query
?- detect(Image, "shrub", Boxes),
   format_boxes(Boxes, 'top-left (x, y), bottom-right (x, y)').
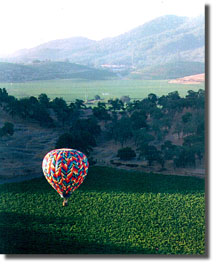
top-left (0, 122), bottom-right (14, 137)
top-left (125, 163), bottom-right (138, 167)
top-left (117, 147), bottom-right (136, 160)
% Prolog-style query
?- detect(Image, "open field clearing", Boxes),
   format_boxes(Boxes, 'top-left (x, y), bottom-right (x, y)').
top-left (1, 79), bottom-right (205, 102)
top-left (0, 166), bottom-right (205, 254)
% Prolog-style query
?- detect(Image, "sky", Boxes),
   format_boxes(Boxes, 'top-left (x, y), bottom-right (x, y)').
top-left (0, 0), bottom-right (206, 56)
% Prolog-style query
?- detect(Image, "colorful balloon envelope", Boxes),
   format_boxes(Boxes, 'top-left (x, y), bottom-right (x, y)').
top-left (42, 148), bottom-right (89, 205)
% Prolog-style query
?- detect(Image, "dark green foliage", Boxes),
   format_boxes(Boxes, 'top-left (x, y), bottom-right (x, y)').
top-left (182, 112), bottom-right (192, 123)
top-left (148, 93), bottom-right (158, 103)
top-left (56, 117), bottom-right (100, 154)
top-left (74, 99), bottom-right (86, 109)
top-left (134, 129), bottom-right (155, 146)
top-left (138, 144), bottom-right (161, 166)
top-left (0, 166), bottom-right (205, 254)
top-left (0, 122), bottom-right (14, 137)
top-left (0, 88), bottom-right (9, 103)
top-left (112, 116), bottom-right (133, 146)
top-left (55, 132), bottom-right (96, 155)
top-left (0, 87), bottom-right (205, 169)
top-left (55, 133), bottom-right (74, 149)
top-left (1, 89), bottom-right (54, 127)
top-left (38, 93), bottom-right (50, 108)
top-left (93, 102), bottom-right (111, 121)
top-left (183, 125), bottom-right (204, 163)
top-left (161, 140), bottom-right (180, 161)
top-left (174, 147), bottom-right (196, 168)
top-left (117, 147), bottom-right (136, 160)
top-left (130, 110), bottom-right (148, 130)
top-left (108, 98), bottom-right (124, 111)
top-left (151, 107), bottom-right (163, 120)
top-left (70, 117), bottom-right (101, 140)
top-left (160, 91), bottom-right (181, 113)
top-left (183, 89), bottom-right (205, 110)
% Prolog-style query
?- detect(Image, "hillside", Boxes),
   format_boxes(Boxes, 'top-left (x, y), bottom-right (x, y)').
top-left (3, 15), bottom-right (204, 72)
top-left (128, 61), bottom-right (205, 80)
top-left (0, 61), bottom-right (116, 82)
top-left (168, 73), bottom-right (205, 84)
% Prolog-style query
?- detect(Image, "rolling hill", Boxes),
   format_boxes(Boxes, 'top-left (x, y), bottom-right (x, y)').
top-left (0, 61), bottom-right (116, 82)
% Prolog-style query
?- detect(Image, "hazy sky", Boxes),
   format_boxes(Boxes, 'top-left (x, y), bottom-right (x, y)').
top-left (0, 0), bottom-right (205, 56)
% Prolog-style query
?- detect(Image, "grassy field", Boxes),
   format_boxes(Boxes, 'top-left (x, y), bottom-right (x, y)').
top-left (1, 79), bottom-right (205, 102)
top-left (0, 166), bottom-right (205, 254)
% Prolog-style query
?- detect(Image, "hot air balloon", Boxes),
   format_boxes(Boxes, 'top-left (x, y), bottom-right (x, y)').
top-left (42, 148), bottom-right (89, 206)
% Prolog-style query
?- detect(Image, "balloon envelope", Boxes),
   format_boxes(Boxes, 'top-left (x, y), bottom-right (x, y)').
top-left (42, 148), bottom-right (89, 198)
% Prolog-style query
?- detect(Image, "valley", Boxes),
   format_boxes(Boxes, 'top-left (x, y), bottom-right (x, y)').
top-left (1, 78), bottom-right (205, 103)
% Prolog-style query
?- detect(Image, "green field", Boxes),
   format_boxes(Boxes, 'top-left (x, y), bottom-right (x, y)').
top-left (0, 166), bottom-right (205, 254)
top-left (1, 79), bottom-right (205, 102)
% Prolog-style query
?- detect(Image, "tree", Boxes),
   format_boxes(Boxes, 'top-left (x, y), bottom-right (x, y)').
top-left (173, 146), bottom-right (196, 168)
top-left (57, 116), bottom-right (101, 154)
top-left (108, 98), bottom-right (124, 111)
top-left (161, 140), bottom-right (179, 161)
top-left (70, 117), bottom-right (101, 138)
top-left (112, 116), bottom-right (133, 146)
top-left (134, 129), bottom-right (155, 146)
top-left (185, 90), bottom-right (197, 104)
top-left (51, 97), bottom-right (70, 127)
top-left (38, 93), bottom-right (50, 108)
top-left (151, 107), bottom-right (163, 120)
top-left (183, 120), bottom-right (205, 164)
top-left (117, 147), bottom-right (136, 160)
top-left (0, 88), bottom-right (9, 103)
top-left (138, 144), bottom-right (160, 166)
top-left (32, 106), bottom-right (54, 127)
top-left (92, 102), bottom-right (110, 121)
top-left (158, 91), bottom-right (182, 113)
top-left (130, 110), bottom-right (148, 130)
top-left (150, 119), bottom-right (167, 142)
top-left (4, 97), bottom-right (20, 118)
top-left (148, 93), bottom-right (158, 104)
top-left (56, 131), bottom-right (96, 155)
top-left (125, 100), bottom-right (140, 113)
top-left (17, 98), bottom-right (32, 119)
top-left (75, 99), bottom-right (86, 109)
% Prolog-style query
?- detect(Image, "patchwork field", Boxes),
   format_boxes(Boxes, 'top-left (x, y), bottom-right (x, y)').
top-left (1, 79), bottom-right (205, 102)
top-left (0, 166), bottom-right (205, 254)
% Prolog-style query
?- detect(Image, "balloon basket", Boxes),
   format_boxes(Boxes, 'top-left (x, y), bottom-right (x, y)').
top-left (63, 198), bottom-right (68, 207)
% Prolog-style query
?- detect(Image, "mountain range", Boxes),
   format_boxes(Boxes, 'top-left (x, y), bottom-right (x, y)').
top-left (0, 14), bottom-right (205, 81)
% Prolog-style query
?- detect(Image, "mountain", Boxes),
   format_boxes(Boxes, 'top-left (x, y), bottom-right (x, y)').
top-left (0, 61), bottom-right (116, 82)
top-left (1, 15), bottom-right (204, 79)
top-left (5, 37), bottom-right (97, 63)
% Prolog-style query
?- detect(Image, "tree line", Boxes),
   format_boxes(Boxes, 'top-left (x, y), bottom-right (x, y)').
top-left (0, 87), bottom-right (205, 169)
